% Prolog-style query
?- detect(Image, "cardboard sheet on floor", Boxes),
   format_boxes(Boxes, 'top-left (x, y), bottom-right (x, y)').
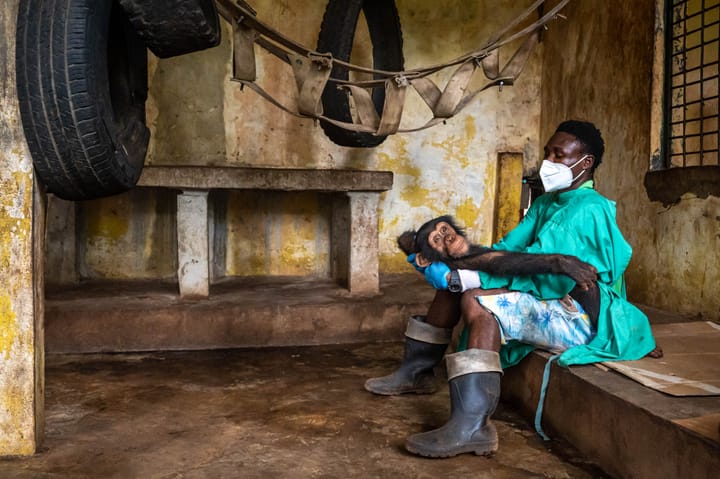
top-left (602, 321), bottom-right (720, 397)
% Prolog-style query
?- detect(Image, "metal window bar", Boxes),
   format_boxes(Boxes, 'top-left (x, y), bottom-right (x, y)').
top-left (665, 0), bottom-right (720, 167)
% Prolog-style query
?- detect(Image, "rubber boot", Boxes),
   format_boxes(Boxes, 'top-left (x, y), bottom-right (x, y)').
top-left (364, 316), bottom-right (451, 395)
top-left (405, 349), bottom-right (502, 458)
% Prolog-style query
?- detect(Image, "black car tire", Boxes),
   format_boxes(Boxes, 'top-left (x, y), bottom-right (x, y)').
top-left (317, 0), bottom-right (404, 148)
top-left (16, 0), bottom-right (149, 201)
top-left (118, 0), bottom-right (221, 58)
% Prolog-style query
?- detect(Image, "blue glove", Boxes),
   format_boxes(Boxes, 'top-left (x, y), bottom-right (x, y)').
top-left (407, 253), bottom-right (426, 274)
top-left (424, 262), bottom-right (451, 290)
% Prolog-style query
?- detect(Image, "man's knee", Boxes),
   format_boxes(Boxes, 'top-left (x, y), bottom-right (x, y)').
top-left (460, 289), bottom-right (492, 322)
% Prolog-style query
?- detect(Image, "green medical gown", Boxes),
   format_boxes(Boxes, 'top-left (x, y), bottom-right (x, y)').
top-left (458, 181), bottom-right (656, 368)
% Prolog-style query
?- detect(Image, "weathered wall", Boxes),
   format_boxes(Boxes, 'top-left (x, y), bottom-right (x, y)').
top-left (47, 0), bottom-right (544, 281)
top-left (0, 0), bottom-right (44, 455)
top-left (540, 0), bottom-right (719, 320)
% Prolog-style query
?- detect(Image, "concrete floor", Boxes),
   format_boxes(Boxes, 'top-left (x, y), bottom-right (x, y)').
top-left (0, 343), bottom-right (609, 479)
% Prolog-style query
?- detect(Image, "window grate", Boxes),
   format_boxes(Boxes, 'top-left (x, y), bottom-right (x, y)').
top-left (665, 0), bottom-right (720, 167)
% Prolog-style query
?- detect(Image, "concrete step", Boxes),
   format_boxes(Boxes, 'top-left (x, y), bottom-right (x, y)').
top-left (502, 345), bottom-right (720, 479)
top-left (45, 274), bottom-right (434, 353)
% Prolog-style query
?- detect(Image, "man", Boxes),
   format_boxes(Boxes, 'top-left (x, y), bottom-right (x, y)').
top-left (365, 120), bottom-right (659, 458)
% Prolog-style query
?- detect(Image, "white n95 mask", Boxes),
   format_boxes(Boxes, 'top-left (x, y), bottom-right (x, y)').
top-left (539, 155), bottom-right (588, 192)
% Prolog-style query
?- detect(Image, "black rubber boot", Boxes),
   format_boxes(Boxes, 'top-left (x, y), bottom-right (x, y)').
top-left (364, 316), bottom-right (450, 395)
top-left (405, 370), bottom-right (501, 457)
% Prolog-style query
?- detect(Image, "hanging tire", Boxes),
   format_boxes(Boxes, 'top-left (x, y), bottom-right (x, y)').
top-left (117, 0), bottom-right (221, 58)
top-left (16, 0), bottom-right (149, 201)
top-left (317, 0), bottom-right (404, 148)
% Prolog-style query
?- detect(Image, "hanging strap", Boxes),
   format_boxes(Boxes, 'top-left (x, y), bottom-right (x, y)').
top-left (232, 18), bottom-right (257, 81)
top-left (534, 354), bottom-right (560, 441)
top-left (220, 0), bottom-right (569, 136)
top-left (217, 0), bottom-right (570, 80)
top-left (289, 53), bottom-right (333, 116)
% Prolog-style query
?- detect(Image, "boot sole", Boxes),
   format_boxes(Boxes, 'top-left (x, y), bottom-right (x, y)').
top-left (363, 384), bottom-right (437, 396)
top-left (364, 376), bottom-right (437, 396)
top-left (405, 439), bottom-right (498, 458)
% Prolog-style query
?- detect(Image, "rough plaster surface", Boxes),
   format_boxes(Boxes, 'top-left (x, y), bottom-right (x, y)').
top-left (75, 189), bottom-right (177, 280)
top-left (55, 0), bottom-right (543, 280)
top-left (540, 0), bottom-right (719, 321)
top-left (0, 0), bottom-right (42, 455)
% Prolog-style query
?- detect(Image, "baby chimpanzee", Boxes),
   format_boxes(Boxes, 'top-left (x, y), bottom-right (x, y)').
top-left (399, 215), bottom-right (600, 322)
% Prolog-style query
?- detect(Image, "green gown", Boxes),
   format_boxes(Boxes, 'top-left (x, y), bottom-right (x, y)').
top-left (458, 181), bottom-right (656, 368)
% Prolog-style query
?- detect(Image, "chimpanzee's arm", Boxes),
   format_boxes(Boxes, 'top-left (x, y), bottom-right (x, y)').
top-left (448, 250), bottom-right (598, 291)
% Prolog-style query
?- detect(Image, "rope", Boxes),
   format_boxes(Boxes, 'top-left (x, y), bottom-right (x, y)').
top-left (215, 0), bottom-right (572, 136)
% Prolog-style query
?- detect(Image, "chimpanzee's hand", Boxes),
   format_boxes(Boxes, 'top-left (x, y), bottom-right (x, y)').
top-left (557, 255), bottom-right (597, 290)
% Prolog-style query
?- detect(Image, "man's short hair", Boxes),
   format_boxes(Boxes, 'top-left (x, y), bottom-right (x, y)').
top-left (555, 120), bottom-right (605, 171)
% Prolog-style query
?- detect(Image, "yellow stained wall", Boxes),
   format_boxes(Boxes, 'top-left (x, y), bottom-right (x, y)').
top-left (68, 0), bottom-right (544, 280)
top-left (1, 0), bottom-right (44, 455)
top-left (540, 0), bottom-right (719, 320)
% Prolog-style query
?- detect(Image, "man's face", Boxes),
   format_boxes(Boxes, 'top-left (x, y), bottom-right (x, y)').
top-left (427, 221), bottom-right (469, 258)
top-left (543, 131), bottom-right (588, 169)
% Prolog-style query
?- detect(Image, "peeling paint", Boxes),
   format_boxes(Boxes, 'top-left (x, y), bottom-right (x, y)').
top-left (398, 184), bottom-right (434, 208)
top-left (0, 294), bottom-right (17, 360)
top-left (0, 172), bottom-right (31, 219)
top-left (431, 130), bottom-right (473, 169)
top-left (455, 197), bottom-right (483, 238)
top-left (0, 378), bottom-right (34, 456)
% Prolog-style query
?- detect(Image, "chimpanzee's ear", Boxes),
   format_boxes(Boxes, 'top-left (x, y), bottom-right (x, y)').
top-left (397, 230), bottom-right (417, 256)
top-left (414, 253), bottom-right (431, 267)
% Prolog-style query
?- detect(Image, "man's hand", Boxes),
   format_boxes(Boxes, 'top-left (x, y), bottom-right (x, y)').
top-left (424, 262), bottom-right (451, 289)
top-left (556, 255), bottom-right (597, 290)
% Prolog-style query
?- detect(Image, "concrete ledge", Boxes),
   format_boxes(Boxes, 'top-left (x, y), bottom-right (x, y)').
top-left (502, 350), bottom-right (720, 479)
top-left (137, 166), bottom-right (394, 192)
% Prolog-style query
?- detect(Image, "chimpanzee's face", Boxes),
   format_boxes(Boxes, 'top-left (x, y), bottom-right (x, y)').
top-left (427, 221), bottom-right (469, 258)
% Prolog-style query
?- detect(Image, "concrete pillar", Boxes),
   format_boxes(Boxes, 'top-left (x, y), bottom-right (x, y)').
top-left (347, 192), bottom-right (380, 295)
top-left (177, 191), bottom-right (210, 298)
top-left (0, 0), bottom-right (45, 456)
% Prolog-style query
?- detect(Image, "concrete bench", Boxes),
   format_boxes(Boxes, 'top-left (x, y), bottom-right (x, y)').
top-left (137, 166), bottom-right (393, 299)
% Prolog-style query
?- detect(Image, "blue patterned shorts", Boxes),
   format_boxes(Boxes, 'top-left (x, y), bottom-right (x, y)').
top-left (475, 292), bottom-right (596, 352)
